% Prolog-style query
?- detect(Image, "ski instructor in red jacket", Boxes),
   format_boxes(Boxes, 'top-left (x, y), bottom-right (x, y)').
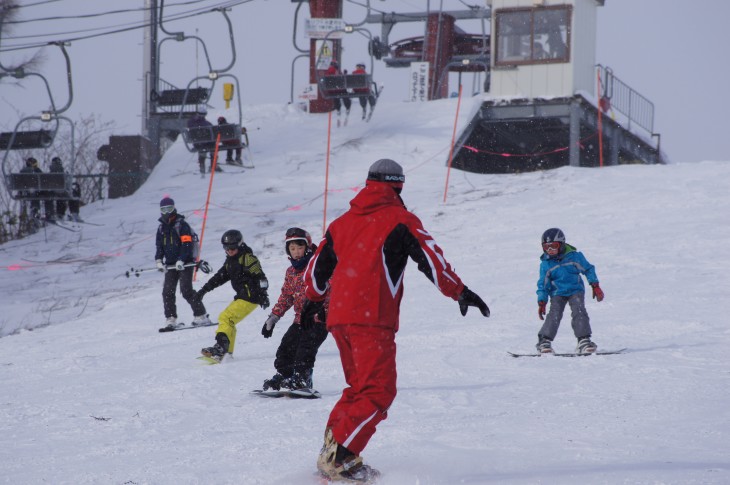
top-left (303, 158), bottom-right (490, 482)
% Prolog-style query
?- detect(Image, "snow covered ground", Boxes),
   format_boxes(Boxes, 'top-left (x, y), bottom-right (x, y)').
top-left (1, 97), bottom-right (728, 484)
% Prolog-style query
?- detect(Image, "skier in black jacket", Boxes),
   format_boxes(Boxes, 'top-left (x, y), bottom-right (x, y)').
top-left (155, 197), bottom-right (210, 331)
top-left (196, 229), bottom-right (269, 362)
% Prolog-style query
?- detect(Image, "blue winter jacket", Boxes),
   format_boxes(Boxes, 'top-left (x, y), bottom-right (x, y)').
top-left (536, 244), bottom-right (598, 302)
top-left (155, 214), bottom-right (194, 264)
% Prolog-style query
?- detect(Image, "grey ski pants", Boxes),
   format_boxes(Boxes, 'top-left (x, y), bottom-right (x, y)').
top-left (538, 292), bottom-right (592, 341)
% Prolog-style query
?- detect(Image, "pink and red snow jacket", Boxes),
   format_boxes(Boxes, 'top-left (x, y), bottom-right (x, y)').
top-left (304, 181), bottom-right (465, 331)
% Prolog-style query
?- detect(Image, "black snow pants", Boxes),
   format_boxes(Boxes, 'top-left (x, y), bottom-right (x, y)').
top-left (274, 321), bottom-right (328, 378)
top-left (162, 266), bottom-right (206, 319)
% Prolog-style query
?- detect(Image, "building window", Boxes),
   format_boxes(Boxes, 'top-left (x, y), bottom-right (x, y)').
top-left (495, 6), bottom-right (571, 66)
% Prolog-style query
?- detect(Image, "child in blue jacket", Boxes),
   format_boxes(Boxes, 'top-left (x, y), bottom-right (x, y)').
top-left (536, 228), bottom-right (604, 354)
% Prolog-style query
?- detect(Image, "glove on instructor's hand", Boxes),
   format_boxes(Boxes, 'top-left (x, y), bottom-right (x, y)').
top-left (156, 259), bottom-right (166, 273)
top-left (175, 260), bottom-right (185, 271)
top-left (591, 283), bottom-right (604, 302)
top-left (300, 299), bottom-right (325, 330)
top-left (458, 287), bottom-right (490, 317)
top-left (261, 314), bottom-right (280, 338)
top-left (538, 301), bottom-right (547, 321)
top-left (196, 289), bottom-right (207, 301)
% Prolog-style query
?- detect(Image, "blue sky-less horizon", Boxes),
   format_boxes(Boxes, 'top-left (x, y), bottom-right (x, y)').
top-left (1, 0), bottom-right (728, 164)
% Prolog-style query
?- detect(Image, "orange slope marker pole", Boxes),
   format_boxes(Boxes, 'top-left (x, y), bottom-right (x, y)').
top-left (194, 134), bottom-right (221, 282)
top-left (443, 83), bottom-right (464, 203)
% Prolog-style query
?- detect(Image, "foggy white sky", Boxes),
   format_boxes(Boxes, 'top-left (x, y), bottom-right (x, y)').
top-left (1, 0), bottom-right (728, 164)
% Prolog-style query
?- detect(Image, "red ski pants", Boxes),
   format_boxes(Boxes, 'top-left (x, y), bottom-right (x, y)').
top-left (327, 325), bottom-right (397, 455)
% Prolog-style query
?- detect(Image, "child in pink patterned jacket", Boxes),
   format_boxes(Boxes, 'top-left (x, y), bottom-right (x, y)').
top-left (260, 227), bottom-right (329, 391)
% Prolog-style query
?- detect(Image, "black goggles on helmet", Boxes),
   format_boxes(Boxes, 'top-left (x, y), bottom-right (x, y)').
top-left (367, 171), bottom-right (405, 183)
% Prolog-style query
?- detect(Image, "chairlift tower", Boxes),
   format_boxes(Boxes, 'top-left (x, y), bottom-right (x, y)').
top-left (306, 0), bottom-right (344, 114)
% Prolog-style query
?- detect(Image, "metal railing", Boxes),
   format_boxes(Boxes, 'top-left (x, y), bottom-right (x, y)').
top-left (597, 65), bottom-right (655, 134)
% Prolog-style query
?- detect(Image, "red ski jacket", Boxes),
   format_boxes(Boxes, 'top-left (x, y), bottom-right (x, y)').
top-left (304, 181), bottom-right (465, 331)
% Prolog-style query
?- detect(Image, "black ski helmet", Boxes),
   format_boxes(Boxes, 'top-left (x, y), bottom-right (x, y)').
top-left (284, 227), bottom-right (312, 257)
top-left (221, 229), bottom-right (243, 250)
top-left (541, 228), bottom-right (566, 245)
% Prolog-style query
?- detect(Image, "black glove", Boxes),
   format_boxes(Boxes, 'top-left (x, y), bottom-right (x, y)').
top-left (458, 286), bottom-right (490, 317)
top-left (261, 314), bottom-right (279, 338)
top-left (260, 294), bottom-right (270, 310)
top-left (300, 299), bottom-right (325, 331)
top-left (196, 289), bottom-right (207, 301)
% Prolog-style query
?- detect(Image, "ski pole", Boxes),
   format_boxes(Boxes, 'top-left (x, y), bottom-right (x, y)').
top-left (125, 261), bottom-right (211, 278)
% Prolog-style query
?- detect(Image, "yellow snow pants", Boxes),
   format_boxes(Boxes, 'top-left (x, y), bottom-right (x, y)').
top-left (216, 299), bottom-right (259, 354)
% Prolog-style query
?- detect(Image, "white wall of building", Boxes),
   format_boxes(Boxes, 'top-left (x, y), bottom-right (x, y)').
top-left (489, 0), bottom-right (602, 98)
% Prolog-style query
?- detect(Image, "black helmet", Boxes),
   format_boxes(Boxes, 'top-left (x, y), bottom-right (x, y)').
top-left (541, 228), bottom-right (565, 256)
top-left (541, 228), bottom-right (565, 244)
top-left (284, 227), bottom-right (312, 257)
top-left (221, 229), bottom-right (243, 250)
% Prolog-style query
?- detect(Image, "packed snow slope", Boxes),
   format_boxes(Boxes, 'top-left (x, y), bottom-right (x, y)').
top-left (1, 97), bottom-right (728, 484)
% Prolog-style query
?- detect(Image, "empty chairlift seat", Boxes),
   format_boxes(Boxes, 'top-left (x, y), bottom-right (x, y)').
top-left (153, 87), bottom-right (210, 107)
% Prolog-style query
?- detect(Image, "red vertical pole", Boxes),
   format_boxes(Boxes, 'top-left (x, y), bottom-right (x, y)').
top-left (308, 0), bottom-right (343, 113)
top-left (425, 13), bottom-right (455, 100)
top-left (194, 134), bottom-right (221, 281)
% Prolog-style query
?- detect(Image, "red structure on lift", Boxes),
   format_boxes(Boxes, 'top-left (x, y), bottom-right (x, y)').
top-left (307, 0), bottom-right (343, 114)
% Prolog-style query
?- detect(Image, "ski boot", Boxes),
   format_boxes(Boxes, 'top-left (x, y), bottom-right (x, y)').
top-left (201, 333), bottom-right (230, 362)
top-left (161, 317), bottom-right (184, 332)
top-left (263, 373), bottom-right (285, 391)
top-left (192, 314), bottom-right (212, 327)
top-left (576, 337), bottom-right (597, 354)
top-left (282, 369), bottom-right (313, 390)
top-left (536, 337), bottom-right (553, 354)
top-left (317, 428), bottom-right (380, 483)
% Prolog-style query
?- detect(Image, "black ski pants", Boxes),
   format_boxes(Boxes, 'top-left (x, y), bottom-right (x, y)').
top-left (333, 96), bottom-right (351, 114)
top-left (162, 266), bottom-right (206, 319)
top-left (274, 321), bottom-right (328, 378)
top-left (357, 94), bottom-right (376, 111)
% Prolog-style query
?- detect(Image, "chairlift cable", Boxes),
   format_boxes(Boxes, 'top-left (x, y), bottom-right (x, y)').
top-left (0, 0), bottom-right (253, 53)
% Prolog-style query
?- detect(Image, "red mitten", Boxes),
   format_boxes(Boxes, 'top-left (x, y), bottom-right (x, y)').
top-left (538, 301), bottom-right (547, 320)
top-left (591, 283), bottom-right (604, 302)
